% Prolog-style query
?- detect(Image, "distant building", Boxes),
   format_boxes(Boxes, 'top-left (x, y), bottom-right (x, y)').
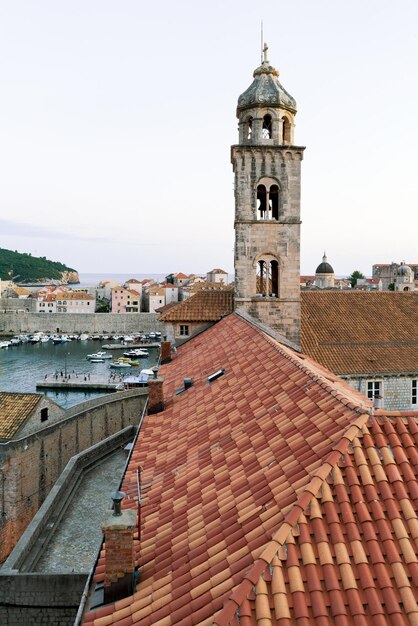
top-left (55, 291), bottom-right (95, 313)
top-left (206, 268), bottom-right (229, 284)
top-left (148, 287), bottom-right (165, 313)
top-left (355, 277), bottom-right (383, 291)
top-left (314, 253), bottom-right (335, 289)
top-left (301, 291), bottom-right (418, 410)
top-left (111, 286), bottom-right (140, 313)
top-left (372, 261), bottom-right (418, 289)
top-left (36, 294), bottom-right (57, 313)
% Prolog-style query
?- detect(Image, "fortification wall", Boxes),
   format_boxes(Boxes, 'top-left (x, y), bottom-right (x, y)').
top-left (0, 390), bottom-right (147, 562)
top-left (0, 311), bottom-right (163, 336)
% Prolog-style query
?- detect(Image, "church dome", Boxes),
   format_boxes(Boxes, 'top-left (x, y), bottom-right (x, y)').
top-left (397, 263), bottom-right (412, 277)
top-left (237, 51), bottom-right (297, 115)
top-left (315, 253), bottom-right (334, 274)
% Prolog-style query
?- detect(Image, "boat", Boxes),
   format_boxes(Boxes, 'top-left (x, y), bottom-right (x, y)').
top-left (9, 336), bottom-right (21, 346)
top-left (123, 335), bottom-right (134, 343)
top-left (123, 349), bottom-right (149, 358)
top-left (40, 336), bottom-right (50, 343)
top-left (0, 341), bottom-right (10, 349)
top-left (87, 351), bottom-right (112, 360)
top-left (79, 333), bottom-right (89, 341)
top-left (19, 334), bottom-right (30, 343)
top-left (90, 358), bottom-right (105, 363)
top-left (110, 361), bottom-right (132, 368)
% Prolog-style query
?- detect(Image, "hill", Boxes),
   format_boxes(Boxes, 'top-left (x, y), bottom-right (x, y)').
top-left (0, 247), bottom-right (79, 283)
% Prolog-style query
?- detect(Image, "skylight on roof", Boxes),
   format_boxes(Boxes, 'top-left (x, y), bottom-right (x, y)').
top-left (207, 369), bottom-right (225, 383)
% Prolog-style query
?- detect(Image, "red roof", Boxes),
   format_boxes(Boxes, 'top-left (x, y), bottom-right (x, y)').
top-left (83, 313), bottom-right (415, 625)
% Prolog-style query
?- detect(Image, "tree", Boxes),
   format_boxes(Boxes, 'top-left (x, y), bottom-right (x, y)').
top-left (349, 270), bottom-right (365, 288)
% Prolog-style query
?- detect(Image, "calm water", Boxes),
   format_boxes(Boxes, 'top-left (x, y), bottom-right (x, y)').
top-left (0, 340), bottom-right (159, 409)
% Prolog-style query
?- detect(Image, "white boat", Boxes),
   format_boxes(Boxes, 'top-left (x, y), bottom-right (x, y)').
top-left (61, 335), bottom-right (71, 342)
top-left (87, 351), bottom-right (112, 360)
top-left (79, 333), bottom-right (89, 341)
top-left (124, 349), bottom-right (149, 357)
top-left (9, 336), bottom-right (21, 345)
top-left (19, 334), bottom-right (30, 343)
top-left (40, 336), bottom-right (50, 343)
top-left (0, 341), bottom-right (10, 349)
top-left (110, 361), bottom-right (132, 368)
top-left (123, 335), bottom-right (134, 343)
top-left (90, 358), bottom-right (105, 363)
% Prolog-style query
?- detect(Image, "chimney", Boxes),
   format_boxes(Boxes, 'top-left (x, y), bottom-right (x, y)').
top-left (184, 377), bottom-right (193, 389)
top-left (102, 492), bottom-right (137, 603)
top-left (160, 340), bottom-right (172, 364)
top-left (148, 375), bottom-right (165, 414)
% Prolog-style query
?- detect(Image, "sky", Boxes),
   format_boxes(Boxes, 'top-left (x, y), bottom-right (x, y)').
top-left (0, 0), bottom-right (417, 276)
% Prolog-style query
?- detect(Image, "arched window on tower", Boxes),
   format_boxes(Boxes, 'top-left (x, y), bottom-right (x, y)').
top-left (269, 185), bottom-right (279, 220)
top-left (247, 116), bottom-right (253, 140)
top-left (256, 181), bottom-right (280, 220)
top-left (257, 185), bottom-right (267, 219)
top-left (256, 256), bottom-right (279, 297)
top-left (262, 114), bottom-right (272, 139)
top-left (282, 116), bottom-right (291, 144)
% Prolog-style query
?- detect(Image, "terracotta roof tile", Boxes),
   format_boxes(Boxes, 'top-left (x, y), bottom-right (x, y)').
top-left (0, 392), bottom-right (42, 439)
top-left (159, 289), bottom-right (234, 322)
top-left (301, 291), bottom-right (418, 374)
top-left (82, 313), bottom-right (418, 626)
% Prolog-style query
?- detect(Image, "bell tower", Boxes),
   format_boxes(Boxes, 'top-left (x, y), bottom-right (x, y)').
top-left (232, 45), bottom-right (305, 346)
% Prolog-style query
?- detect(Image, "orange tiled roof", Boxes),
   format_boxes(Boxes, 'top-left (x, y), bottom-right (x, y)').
top-left (0, 392), bottom-right (42, 439)
top-left (83, 313), bottom-right (418, 626)
top-left (301, 291), bottom-right (418, 375)
top-left (56, 292), bottom-right (95, 301)
top-left (159, 289), bottom-right (234, 322)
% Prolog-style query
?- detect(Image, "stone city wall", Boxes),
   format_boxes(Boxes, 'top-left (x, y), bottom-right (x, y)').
top-left (0, 573), bottom-right (87, 626)
top-left (345, 375), bottom-right (418, 411)
top-left (0, 390), bottom-right (147, 562)
top-left (0, 311), bottom-right (163, 336)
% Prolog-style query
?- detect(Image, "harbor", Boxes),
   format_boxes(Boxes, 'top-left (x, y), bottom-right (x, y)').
top-left (0, 337), bottom-right (159, 408)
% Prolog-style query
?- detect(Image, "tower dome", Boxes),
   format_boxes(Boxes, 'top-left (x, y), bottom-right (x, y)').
top-left (315, 253), bottom-right (334, 275)
top-left (397, 262), bottom-right (412, 278)
top-left (237, 56), bottom-right (297, 115)
top-left (235, 44), bottom-right (298, 147)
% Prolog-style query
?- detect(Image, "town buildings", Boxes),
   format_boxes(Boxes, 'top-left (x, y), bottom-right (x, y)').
top-left (372, 262), bottom-right (418, 290)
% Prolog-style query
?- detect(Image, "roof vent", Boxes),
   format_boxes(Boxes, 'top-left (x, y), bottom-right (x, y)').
top-left (175, 377), bottom-right (193, 395)
top-left (207, 368), bottom-right (225, 384)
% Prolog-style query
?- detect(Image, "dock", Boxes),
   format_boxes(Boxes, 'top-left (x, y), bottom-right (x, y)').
top-left (101, 342), bottom-right (160, 350)
top-left (36, 373), bottom-right (125, 391)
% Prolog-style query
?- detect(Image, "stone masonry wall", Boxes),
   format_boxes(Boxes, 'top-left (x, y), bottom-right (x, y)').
top-left (0, 311), bottom-right (163, 336)
top-left (0, 390), bottom-right (147, 562)
top-left (0, 573), bottom-right (87, 626)
top-left (345, 375), bottom-right (418, 411)
top-left (232, 146), bottom-right (304, 346)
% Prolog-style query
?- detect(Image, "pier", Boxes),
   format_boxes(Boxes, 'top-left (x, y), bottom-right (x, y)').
top-left (36, 373), bottom-right (125, 391)
top-left (101, 342), bottom-right (160, 350)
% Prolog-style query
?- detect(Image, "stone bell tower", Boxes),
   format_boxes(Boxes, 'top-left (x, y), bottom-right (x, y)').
top-left (232, 45), bottom-right (305, 346)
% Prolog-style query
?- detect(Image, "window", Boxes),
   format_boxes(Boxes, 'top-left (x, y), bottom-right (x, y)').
top-left (256, 256), bottom-right (279, 297)
top-left (282, 116), bottom-right (291, 143)
top-left (247, 116), bottom-right (253, 140)
top-left (412, 380), bottom-right (417, 405)
top-left (367, 381), bottom-right (381, 400)
top-left (40, 407), bottom-right (48, 422)
top-left (262, 114), bottom-right (272, 139)
top-left (179, 325), bottom-right (189, 336)
top-left (256, 182), bottom-right (280, 220)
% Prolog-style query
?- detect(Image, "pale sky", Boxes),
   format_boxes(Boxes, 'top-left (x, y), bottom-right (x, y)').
top-left (0, 0), bottom-right (417, 276)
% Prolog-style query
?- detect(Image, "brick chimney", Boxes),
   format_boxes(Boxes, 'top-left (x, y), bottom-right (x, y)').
top-left (148, 376), bottom-right (165, 414)
top-left (160, 340), bottom-right (172, 364)
top-left (102, 497), bottom-right (136, 603)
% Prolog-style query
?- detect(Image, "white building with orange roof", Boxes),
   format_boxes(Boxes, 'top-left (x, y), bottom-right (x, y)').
top-left (55, 291), bottom-right (95, 313)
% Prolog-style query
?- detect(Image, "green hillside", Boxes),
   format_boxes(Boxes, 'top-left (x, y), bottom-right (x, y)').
top-left (0, 247), bottom-right (77, 282)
